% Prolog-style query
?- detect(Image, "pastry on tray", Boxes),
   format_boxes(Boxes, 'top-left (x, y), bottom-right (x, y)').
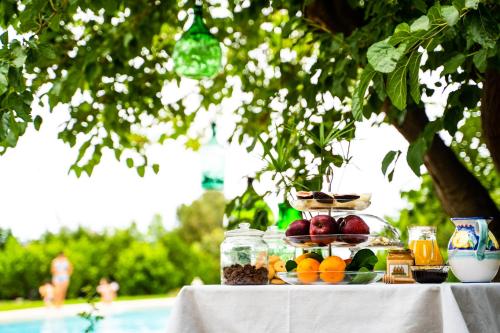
top-left (291, 191), bottom-right (371, 211)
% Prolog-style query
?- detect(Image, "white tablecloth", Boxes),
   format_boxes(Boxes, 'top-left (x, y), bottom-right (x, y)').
top-left (167, 283), bottom-right (500, 333)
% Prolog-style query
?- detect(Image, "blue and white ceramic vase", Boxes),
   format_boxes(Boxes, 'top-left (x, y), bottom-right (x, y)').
top-left (448, 217), bottom-right (500, 282)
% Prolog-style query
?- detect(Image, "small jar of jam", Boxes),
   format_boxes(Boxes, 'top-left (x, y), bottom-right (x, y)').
top-left (386, 249), bottom-right (414, 279)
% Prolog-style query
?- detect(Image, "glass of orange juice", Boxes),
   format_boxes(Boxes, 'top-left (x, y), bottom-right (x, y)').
top-left (408, 226), bottom-right (444, 266)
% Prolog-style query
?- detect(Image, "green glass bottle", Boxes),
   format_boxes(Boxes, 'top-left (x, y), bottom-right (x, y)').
top-left (227, 178), bottom-right (275, 231)
top-left (200, 122), bottom-right (225, 191)
top-left (173, 3), bottom-right (222, 79)
top-left (276, 201), bottom-right (303, 230)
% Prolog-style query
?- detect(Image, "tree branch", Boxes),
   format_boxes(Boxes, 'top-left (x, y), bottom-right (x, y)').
top-left (391, 107), bottom-right (500, 239)
top-left (303, 0), bottom-right (364, 36)
top-left (481, 68), bottom-right (500, 172)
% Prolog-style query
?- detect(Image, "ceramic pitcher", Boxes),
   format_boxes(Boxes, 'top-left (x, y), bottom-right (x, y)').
top-left (448, 217), bottom-right (500, 282)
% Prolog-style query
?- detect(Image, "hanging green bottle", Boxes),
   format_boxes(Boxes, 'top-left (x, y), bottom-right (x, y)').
top-left (173, 2), bottom-right (222, 79)
top-left (200, 122), bottom-right (225, 191)
top-left (276, 201), bottom-right (303, 230)
top-left (227, 178), bottom-right (275, 231)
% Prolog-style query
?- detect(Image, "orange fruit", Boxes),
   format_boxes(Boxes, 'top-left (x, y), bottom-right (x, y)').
top-left (294, 253), bottom-right (310, 264)
top-left (319, 256), bottom-right (346, 283)
top-left (297, 258), bottom-right (320, 283)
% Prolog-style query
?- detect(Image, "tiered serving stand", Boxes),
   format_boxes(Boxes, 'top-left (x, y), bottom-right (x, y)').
top-left (277, 193), bottom-right (404, 285)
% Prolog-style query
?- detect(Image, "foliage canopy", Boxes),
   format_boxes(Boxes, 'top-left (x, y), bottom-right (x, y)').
top-left (0, 0), bottom-right (496, 176)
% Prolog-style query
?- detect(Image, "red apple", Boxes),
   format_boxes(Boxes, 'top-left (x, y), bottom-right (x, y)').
top-left (310, 215), bottom-right (338, 245)
top-left (286, 219), bottom-right (310, 237)
top-left (340, 215), bottom-right (370, 244)
top-left (286, 219), bottom-right (311, 245)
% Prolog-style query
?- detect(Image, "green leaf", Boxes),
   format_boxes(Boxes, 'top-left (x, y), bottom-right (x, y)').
top-left (440, 6), bottom-right (459, 26)
top-left (126, 158), bottom-right (134, 168)
top-left (422, 120), bottom-right (443, 143)
top-left (11, 46), bottom-right (27, 68)
top-left (70, 166), bottom-right (82, 177)
top-left (407, 137), bottom-right (427, 176)
top-left (285, 260), bottom-right (297, 272)
top-left (465, 0), bottom-right (479, 9)
top-left (472, 49), bottom-right (487, 72)
top-left (152, 163), bottom-right (160, 174)
top-left (0, 70), bottom-right (7, 96)
top-left (387, 58), bottom-right (409, 110)
top-left (137, 165), bottom-right (145, 177)
top-left (114, 149), bottom-right (122, 161)
top-left (465, 14), bottom-right (497, 49)
top-left (443, 106), bottom-right (463, 135)
top-left (394, 23), bottom-right (410, 33)
top-left (349, 267), bottom-right (377, 284)
top-left (83, 164), bottom-right (94, 177)
top-left (345, 249), bottom-right (378, 271)
top-left (457, 85), bottom-right (481, 109)
top-left (408, 52), bottom-right (422, 103)
top-left (367, 40), bottom-right (404, 73)
top-left (442, 54), bottom-right (466, 74)
top-left (38, 43), bottom-right (57, 61)
top-left (381, 150), bottom-right (398, 175)
top-left (352, 66), bottom-right (376, 120)
top-left (0, 31), bottom-right (8, 46)
top-left (427, 5), bottom-right (443, 23)
top-left (388, 169), bottom-right (396, 182)
top-left (389, 30), bottom-right (411, 46)
top-left (410, 15), bottom-right (430, 32)
top-left (372, 73), bottom-right (386, 101)
top-left (452, 0), bottom-right (465, 9)
top-left (75, 141), bottom-right (91, 163)
top-left (414, 0), bottom-right (428, 13)
top-left (308, 252), bottom-right (324, 263)
top-left (33, 115), bottom-right (42, 130)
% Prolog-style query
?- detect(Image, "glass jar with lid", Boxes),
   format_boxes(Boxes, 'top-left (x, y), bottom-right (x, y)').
top-left (220, 223), bottom-right (269, 285)
top-left (263, 225), bottom-right (295, 284)
top-left (263, 225), bottom-right (295, 262)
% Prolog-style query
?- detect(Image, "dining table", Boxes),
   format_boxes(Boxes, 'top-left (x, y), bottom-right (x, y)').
top-left (167, 283), bottom-right (500, 333)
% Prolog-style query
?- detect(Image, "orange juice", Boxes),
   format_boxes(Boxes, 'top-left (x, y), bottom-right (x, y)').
top-left (409, 239), bottom-right (444, 266)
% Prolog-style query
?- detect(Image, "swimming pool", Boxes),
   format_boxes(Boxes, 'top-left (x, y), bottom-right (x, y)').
top-left (0, 306), bottom-right (171, 333)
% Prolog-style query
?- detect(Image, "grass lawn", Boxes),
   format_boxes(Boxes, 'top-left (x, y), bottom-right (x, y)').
top-left (0, 291), bottom-right (179, 312)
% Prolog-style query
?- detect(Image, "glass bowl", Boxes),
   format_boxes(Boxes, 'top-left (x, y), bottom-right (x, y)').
top-left (411, 266), bottom-right (449, 284)
top-left (277, 271), bottom-right (384, 285)
top-left (285, 234), bottom-right (403, 249)
top-left (285, 214), bottom-right (402, 249)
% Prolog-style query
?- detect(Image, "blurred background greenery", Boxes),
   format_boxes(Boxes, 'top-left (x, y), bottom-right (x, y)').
top-left (0, 191), bottom-right (224, 300)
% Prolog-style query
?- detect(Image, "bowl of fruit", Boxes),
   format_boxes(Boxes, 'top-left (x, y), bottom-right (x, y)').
top-left (285, 214), bottom-right (402, 249)
top-left (277, 249), bottom-right (384, 285)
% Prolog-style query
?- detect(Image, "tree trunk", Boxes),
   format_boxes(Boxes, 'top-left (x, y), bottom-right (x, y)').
top-left (481, 69), bottom-right (500, 172)
top-left (392, 107), bottom-right (500, 239)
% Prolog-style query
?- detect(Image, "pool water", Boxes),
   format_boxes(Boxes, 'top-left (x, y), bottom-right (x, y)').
top-left (0, 307), bottom-right (171, 333)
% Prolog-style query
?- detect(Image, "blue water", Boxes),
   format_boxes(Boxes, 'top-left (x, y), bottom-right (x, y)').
top-left (0, 307), bottom-right (171, 333)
